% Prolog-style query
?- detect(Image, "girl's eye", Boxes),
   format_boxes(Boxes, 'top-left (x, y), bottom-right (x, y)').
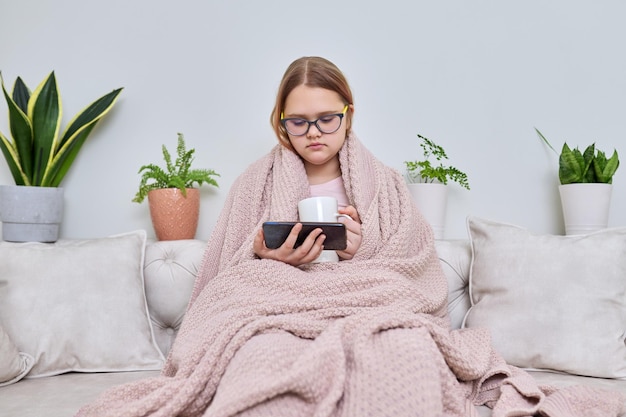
top-left (290, 119), bottom-right (307, 127)
top-left (319, 115), bottom-right (337, 124)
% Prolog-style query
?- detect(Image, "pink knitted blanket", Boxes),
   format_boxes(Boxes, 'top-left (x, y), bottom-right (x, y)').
top-left (77, 134), bottom-right (625, 417)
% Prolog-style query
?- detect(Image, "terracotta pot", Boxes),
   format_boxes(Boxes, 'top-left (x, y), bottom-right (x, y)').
top-left (147, 188), bottom-right (200, 240)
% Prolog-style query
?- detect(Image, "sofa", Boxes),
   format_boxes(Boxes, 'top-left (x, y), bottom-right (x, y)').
top-left (1, 218), bottom-right (626, 417)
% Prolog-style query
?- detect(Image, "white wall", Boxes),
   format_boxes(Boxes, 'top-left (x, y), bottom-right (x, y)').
top-left (1, 1), bottom-right (625, 240)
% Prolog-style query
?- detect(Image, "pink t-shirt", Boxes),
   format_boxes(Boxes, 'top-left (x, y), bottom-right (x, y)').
top-left (309, 176), bottom-right (350, 209)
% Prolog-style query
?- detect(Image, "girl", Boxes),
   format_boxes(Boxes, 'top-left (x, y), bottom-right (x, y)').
top-left (253, 57), bottom-right (363, 265)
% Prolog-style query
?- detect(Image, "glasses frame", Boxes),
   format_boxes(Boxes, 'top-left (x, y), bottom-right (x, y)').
top-left (280, 105), bottom-right (349, 137)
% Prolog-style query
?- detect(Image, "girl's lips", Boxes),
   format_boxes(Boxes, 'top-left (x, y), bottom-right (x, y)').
top-left (307, 142), bottom-right (324, 149)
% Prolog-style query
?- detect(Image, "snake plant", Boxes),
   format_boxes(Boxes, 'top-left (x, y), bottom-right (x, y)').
top-left (535, 128), bottom-right (619, 184)
top-left (0, 71), bottom-right (123, 187)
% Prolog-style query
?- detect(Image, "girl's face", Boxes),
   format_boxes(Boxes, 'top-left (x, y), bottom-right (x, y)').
top-left (282, 85), bottom-right (350, 173)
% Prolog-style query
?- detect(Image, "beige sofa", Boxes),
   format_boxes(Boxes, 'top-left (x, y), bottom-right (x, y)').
top-left (1, 225), bottom-right (625, 417)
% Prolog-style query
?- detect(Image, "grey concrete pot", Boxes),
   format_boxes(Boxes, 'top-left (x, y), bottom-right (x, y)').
top-left (0, 185), bottom-right (64, 243)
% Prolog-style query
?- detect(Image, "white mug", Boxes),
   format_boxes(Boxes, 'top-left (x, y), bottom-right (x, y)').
top-left (297, 196), bottom-right (350, 263)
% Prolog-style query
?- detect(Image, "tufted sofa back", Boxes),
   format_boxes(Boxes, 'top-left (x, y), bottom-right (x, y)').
top-left (143, 239), bottom-right (473, 356)
top-left (435, 240), bottom-right (472, 329)
top-left (143, 240), bottom-right (206, 356)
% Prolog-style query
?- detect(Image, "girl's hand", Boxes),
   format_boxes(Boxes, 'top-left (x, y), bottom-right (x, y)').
top-left (253, 223), bottom-right (326, 266)
top-left (336, 205), bottom-right (362, 260)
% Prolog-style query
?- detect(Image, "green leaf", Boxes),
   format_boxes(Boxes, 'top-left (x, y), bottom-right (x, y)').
top-left (534, 128), bottom-right (558, 154)
top-left (42, 87), bottom-right (123, 186)
top-left (44, 123), bottom-right (96, 187)
top-left (582, 144), bottom-right (596, 182)
top-left (1, 76), bottom-right (33, 184)
top-left (559, 143), bottom-right (584, 184)
top-left (12, 77), bottom-right (30, 113)
top-left (57, 88), bottom-right (123, 149)
top-left (28, 72), bottom-right (61, 185)
top-left (595, 149), bottom-right (620, 184)
top-left (0, 130), bottom-right (28, 185)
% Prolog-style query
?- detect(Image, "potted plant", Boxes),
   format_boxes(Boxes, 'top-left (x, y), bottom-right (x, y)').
top-left (0, 71), bottom-right (123, 242)
top-left (404, 134), bottom-right (470, 239)
top-left (535, 128), bottom-right (620, 235)
top-left (132, 133), bottom-right (220, 240)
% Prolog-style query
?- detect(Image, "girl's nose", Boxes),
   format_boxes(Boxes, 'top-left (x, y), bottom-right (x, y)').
top-left (306, 122), bottom-right (322, 138)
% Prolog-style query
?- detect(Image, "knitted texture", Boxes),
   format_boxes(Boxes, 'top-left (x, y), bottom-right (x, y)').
top-left (76, 134), bottom-right (625, 417)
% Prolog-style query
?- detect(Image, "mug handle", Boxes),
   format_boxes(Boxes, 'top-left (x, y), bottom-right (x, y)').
top-left (335, 213), bottom-right (353, 221)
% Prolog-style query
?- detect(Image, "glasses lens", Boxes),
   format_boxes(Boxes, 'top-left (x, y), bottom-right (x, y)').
top-left (284, 119), bottom-right (309, 136)
top-left (316, 114), bottom-right (341, 134)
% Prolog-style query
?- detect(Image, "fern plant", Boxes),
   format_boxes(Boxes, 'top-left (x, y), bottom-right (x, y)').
top-left (404, 134), bottom-right (470, 190)
top-left (132, 133), bottom-right (219, 203)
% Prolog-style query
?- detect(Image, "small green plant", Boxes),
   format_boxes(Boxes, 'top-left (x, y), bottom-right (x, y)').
top-left (404, 134), bottom-right (470, 190)
top-left (132, 133), bottom-right (220, 203)
top-left (535, 128), bottom-right (619, 184)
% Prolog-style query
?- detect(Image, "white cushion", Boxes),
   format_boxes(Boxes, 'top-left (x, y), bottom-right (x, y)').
top-left (0, 231), bottom-right (164, 378)
top-left (463, 216), bottom-right (626, 378)
top-left (0, 322), bottom-right (33, 386)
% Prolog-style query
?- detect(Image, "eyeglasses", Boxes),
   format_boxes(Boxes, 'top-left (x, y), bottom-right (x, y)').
top-left (280, 105), bottom-right (349, 136)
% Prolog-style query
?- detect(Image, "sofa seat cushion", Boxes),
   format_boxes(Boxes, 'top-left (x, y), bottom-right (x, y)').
top-left (0, 370), bottom-right (158, 417)
top-left (529, 370), bottom-right (626, 393)
top-left (4, 369), bottom-right (626, 417)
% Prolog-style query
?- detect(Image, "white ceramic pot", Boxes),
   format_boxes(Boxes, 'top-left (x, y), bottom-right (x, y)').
top-left (407, 183), bottom-right (448, 240)
top-left (559, 183), bottom-right (613, 235)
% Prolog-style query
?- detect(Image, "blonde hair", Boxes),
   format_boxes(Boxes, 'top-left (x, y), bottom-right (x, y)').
top-left (270, 56), bottom-right (354, 150)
